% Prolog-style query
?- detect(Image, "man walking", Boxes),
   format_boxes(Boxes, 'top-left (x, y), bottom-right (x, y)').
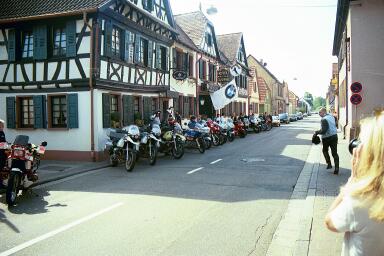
top-left (315, 107), bottom-right (339, 174)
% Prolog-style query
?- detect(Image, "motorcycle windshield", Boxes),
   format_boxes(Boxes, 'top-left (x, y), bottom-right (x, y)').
top-left (14, 135), bottom-right (29, 146)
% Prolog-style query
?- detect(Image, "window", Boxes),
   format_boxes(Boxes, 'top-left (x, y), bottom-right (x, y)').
top-left (51, 96), bottom-right (67, 128)
top-left (176, 50), bottom-right (183, 70)
top-left (208, 63), bottom-right (216, 82)
top-left (142, 0), bottom-right (153, 11)
top-left (53, 26), bottom-right (66, 56)
top-left (188, 55), bottom-right (194, 77)
top-left (206, 33), bottom-right (212, 47)
top-left (110, 95), bottom-right (119, 114)
top-left (19, 97), bottom-right (34, 128)
top-left (22, 31), bottom-right (33, 58)
top-left (134, 97), bottom-right (141, 116)
top-left (159, 46), bottom-right (167, 71)
top-left (112, 27), bottom-right (121, 57)
top-left (199, 60), bottom-right (206, 80)
top-left (139, 38), bottom-right (149, 67)
top-left (151, 98), bottom-right (158, 113)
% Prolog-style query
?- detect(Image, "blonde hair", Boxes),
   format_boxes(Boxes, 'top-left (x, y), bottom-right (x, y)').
top-left (350, 109), bottom-right (384, 221)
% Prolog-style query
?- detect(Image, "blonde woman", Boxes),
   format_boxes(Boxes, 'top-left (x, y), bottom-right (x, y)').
top-left (325, 110), bottom-right (384, 255)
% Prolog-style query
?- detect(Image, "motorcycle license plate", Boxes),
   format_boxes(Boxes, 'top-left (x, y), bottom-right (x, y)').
top-left (39, 146), bottom-right (46, 154)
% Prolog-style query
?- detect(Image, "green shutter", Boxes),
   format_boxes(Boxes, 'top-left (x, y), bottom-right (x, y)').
top-left (143, 97), bottom-right (152, 124)
top-left (148, 41), bottom-right (153, 68)
top-left (33, 25), bottom-right (47, 60)
top-left (33, 95), bottom-right (46, 129)
top-left (8, 29), bottom-right (16, 62)
top-left (123, 95), bottom-right (134, 126)
top-left (104, 21), bottom-right (113, 57)
top-left (134, 34), bottom-right (141, 63)
top-left (166, 47), bottom-right (169, 71)
top-left (183, 96), bottom-right (189, 117)
top-left (183, 52), bottom-right (189, 72)
top-left (124, 30), bottom-right (131, 62)
top-left (102, 93), bottom-right (111, 128)
top-left (155, 44), bottom-right (160, 69)
top-left (66, 20), bottom-right (77, 57)
top-left (6, 97), bottom-right (16, 129)
top-left (67, 94), bottom-right (79, 128)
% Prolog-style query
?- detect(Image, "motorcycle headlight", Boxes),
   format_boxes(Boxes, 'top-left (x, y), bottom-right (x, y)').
top-left (117, 138), bottom-right (125, 148)
top-left (125, 125), bottom-right (140, 137)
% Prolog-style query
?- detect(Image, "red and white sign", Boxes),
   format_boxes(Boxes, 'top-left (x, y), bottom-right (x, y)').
top-left (350, 93), bottom-right (362, 105)
top-left (350, 82), bottom-right (362, 93)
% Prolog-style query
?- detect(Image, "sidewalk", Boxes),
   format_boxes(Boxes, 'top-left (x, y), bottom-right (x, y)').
top-left (266, 133), bottom-right (351, 256)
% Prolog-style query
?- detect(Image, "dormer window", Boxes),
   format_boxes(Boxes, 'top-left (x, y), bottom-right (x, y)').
top-left (206, 33), bottom-right (212, 47)
top-left (142, 0), bottom-right (154, 12)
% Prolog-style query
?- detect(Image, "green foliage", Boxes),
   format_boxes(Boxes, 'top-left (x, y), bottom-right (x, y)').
top-left (313, 97), bottom-right (326, 110)
top-left (304, 92), bottom-right (313, 106)
top-left (111, 112), bottom-right (121, 122)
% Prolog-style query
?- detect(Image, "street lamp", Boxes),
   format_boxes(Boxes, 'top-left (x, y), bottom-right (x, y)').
top-left (200, 98), bottom-right (205, 106)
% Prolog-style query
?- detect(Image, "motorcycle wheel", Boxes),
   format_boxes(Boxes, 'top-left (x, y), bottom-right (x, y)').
top-left (262, 124), bottom-right (267, 131)
top-left (212, 134), bottom-right (220, 146)
top-left (205, 137), bottom-right (212, 149)
top-left (172, 139), bottom-right (184, 159)
top-left (6, 172), bottom-right (21, 206)
top-left (149, 141), bottom-right (158, 166)
top-left (228, 133), bottom-right (235, 142)
top-left (220, 134), bottom-right (227, 145)
top-left (266, 124), bottom-right (272, 131)
top-left (125, 150), bottom-right (136, 172)
top-left (197, 138), bottom-right (205, 154)
top-left (110, 154), bottom-right (119, 167)
top-left (240, 130), bottom-right (247, 138)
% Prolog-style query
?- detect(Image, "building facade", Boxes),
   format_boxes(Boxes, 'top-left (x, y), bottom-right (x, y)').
top-left (333, 0), bottom-right (384, 140)
top-left (0, 0), bottom-right (177, 161)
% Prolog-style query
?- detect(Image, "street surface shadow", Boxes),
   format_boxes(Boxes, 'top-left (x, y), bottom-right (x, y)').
top-left (0, 208), bottom-right (20, 233)
top-left (0, 190), bottom-right (50, 215)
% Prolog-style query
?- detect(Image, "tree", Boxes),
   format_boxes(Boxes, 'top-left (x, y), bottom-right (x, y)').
top-left (304, 92), bottom-right (313, 107)
top-left (313, 96), bottom-right (326, 110)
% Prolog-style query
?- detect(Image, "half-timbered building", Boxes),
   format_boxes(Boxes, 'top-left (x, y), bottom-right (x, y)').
top-left (0, 0), bottom-right (177, 161)
top-left (174, 11), bottom-right (221, 119)
top-left (217, 33), bottom-right (251, 116)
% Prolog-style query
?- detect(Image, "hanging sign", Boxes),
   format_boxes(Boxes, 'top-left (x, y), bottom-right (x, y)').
top-left (217, 67), bottom-right (231, 84)
top-left (350, 93), bottom-right (362, 105)
top-left (350, 82), bottom-right (362, 93)
top-left (230, 65), bottom-right (242, 77)
top-left (172, 70), bottom-right (187, 81)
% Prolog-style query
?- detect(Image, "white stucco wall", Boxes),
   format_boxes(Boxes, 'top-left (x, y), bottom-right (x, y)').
top-left (0, 91), bottom-right (91, 151)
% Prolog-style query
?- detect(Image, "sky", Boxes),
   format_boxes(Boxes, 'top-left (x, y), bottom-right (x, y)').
top-left (169, 0), bottom-right (338, 98)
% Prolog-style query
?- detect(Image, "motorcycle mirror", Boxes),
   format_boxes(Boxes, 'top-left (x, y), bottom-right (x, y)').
top-left (41, 141), bottom-right (48, 147)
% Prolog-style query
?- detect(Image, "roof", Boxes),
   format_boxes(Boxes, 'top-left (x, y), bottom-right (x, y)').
top-left (175, 23), bottom-right (199, 51)
top-left (174, 11), bottom-right (209, 48)
top-left (0, 0), bottom-right (110, 23)
top-left (332, 0), bottom-right (350, 56)
top-left (248, 54), bottom-right (282, 84)
top-left (216, 33), bottom-right (242, 64)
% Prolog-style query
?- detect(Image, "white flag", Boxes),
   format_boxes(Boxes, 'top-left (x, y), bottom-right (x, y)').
top-left (209, 79), bottom-right (238, 110)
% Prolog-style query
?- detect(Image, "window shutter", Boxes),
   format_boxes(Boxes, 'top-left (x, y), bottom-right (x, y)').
top-left (190, 97), bottom-right (195, 116)
top-left (33, 25), bottom-right (47, 60)
top-left (104, 21), bottom-right (113, 57)
top-left (123, 95), bottom-right (134, 126)
top-left (172, 48), bottom-right (176, 69)
top-left (67, 94), bottom-right (79, 128)
top-left (66, 20), bottom-right (77, 57)
top-left (183, 53), bottom-right (189, 72)
top-left (148, 41), bottom-right (154, 68)
top-left (165, 47), bottom-right (169, 71)
top-left (6, 97), bottom-right (16, 129)
top-left (7, 29), bottom-right (16, 62)
top-left (143, 97), bottom-right (152, 124)
top-left (124, 30), bottom-right (131, 62)
top-left (173, 97), bottom-right (179, 113)
top-left (33, 95), bottom-right (46, 129)
top-left (134, 34), bottom-right (141, 63)
top-left (102, 93), bottom-right (111, 128)
top-left (155, 44), bottom-right (160, 69)
top-left (183, 96), bottom-right (189, 118)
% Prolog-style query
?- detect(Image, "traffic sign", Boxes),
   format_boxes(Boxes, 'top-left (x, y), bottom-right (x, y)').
top-left (350, 93), bottom-right (362, 105)
top-left (350, 82), bottom-right (362, 93)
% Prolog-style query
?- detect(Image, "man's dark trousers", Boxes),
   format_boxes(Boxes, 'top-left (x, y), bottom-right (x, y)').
top-left (322, 134), bottom-right (339, 168)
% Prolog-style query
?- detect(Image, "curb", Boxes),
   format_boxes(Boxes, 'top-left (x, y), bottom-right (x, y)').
top-left (266, 143), bottom-right (321, 256)
top-left (0, 163), bottom-right (110, 194)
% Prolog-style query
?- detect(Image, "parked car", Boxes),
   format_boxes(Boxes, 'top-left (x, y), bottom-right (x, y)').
top-left (303, 113), bottom-right (308, 117)
top-left (278, 113), bottom-right (290, 124)
top-left (272, 116), bottom-right (281, 127)
top-left (296, 112), bottom-right (303, 120)
top-left (289, 114), bottom-right (298, 122)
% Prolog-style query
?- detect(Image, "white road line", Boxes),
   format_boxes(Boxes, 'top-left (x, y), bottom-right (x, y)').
top-left (187, 167), bottom-right (204, 175)
top-left (210, 159), bottom-right (223, 165)
top-left (0, 202), bottom-right (124, 256)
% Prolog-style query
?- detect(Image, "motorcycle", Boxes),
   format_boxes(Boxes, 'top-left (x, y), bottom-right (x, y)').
top-left (5, 135), bottom-right (47, 206)
top-left (105, 125), bottom-right (140, 172)
top-left (138, 124), bottom-right (162, 165)
top-left (159, 120), bottom-right (185, 159)
top-left (225, 119), bottom-right (236, 142)
top-left (248, 115), bottom-right (261, 133)
top-left (199, 120), bottom-right (212, 149)
top-left (259, 116), bottom-right (272, 131)
top-left (0, 141), bottom-right (11, 187)
top-left (233, 119), bottom-right (247, 138)
top-left (206, 119), bottom-right (225, 146)
top-left (184, 123), bottom-right (206, 153)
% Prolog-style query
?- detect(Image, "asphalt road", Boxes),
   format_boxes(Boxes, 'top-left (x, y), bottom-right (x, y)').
top-left (0, 117), bottom-right (319, 256)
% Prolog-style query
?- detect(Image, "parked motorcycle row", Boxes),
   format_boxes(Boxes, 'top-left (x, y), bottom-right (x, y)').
top-left (104, 114), bottom-right (274, 173)
top-left (0, 135), bottom-right (47, 206)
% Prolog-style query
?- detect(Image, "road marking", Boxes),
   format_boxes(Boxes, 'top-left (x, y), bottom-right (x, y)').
top-left (210, 159), bottom-right (223, 164)
top-left (0, 202), bottom-right (123, 256)
top-left (187, 167), bottom-right (204, 175)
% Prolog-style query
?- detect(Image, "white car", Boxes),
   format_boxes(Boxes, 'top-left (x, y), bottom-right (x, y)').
top-left (272, 116), bottom-right (281, 127)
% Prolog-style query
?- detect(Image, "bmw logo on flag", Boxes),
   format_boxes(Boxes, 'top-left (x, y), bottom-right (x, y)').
top-left (225, 84), bottom-right (237, 99)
